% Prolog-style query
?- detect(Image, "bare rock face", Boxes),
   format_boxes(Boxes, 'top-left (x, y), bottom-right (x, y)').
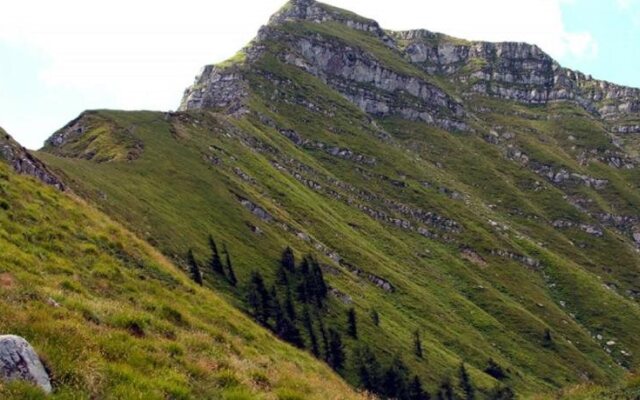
top-left (0, 335), bottom-right (52, 394)
top-left (395, 29), bottom-right (640, 121)
top-left (0, 129), bottom-right (64, 190)
top-left (178, 66), bottom-right (249, 115)
top-left (268, 0), bottom-right (395, 47)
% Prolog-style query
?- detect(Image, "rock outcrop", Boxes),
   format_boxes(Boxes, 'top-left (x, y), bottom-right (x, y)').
top-left (179, 66), bottom-right (249, 114)
top-left (0, 335), bottom-right (52, 394)
top-left (0, 128), bottom-right (64, 190)
top-left (394, 29), bottom-right (640, 121)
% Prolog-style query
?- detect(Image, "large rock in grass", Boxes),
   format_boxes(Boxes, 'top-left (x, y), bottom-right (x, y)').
top-left (0, 335), bottom-right (52, 393)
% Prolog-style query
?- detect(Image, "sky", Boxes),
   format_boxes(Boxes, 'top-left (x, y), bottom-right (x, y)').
top-left (1, 0), bottom-right (639, 149)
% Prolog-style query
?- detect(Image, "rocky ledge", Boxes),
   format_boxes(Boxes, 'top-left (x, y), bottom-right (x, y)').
top-left (0, 128), bottom-right (65, 190)
top-left (394, 30), bottom-right (640, 120)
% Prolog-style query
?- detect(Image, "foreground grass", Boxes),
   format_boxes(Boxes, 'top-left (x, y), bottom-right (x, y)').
top-left (0, 162), bottom-right (362, 399)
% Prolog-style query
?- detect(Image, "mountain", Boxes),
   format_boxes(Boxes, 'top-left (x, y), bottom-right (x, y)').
top-left (0, 129), bottom-right (360, 399)
top-left (11, 0), bottom-right (640, 397)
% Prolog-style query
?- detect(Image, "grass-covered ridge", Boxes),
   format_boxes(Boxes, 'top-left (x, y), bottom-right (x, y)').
top-left (0, 160), bottom-right (361, 399)
top-left (30, 0), bottom-right (640, 398)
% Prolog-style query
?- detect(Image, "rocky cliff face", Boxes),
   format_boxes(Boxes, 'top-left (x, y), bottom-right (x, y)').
top-left (0, 128), bottom-right (64, 189)
top-left (393, 29), bottom-right (640, 122)
top-left (180, 0), bottom-right (640, 132)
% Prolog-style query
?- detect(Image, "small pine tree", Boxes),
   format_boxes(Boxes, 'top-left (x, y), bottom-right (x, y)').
top-left (543, 328), bottom-right (553, 348)
top-left (488, 385), bottom-right (516, 400)
top-left (370, 309), bottom-right (380, 327)
top-left (247, 271), bottom-right (271, 326)
top-left (187, 249), bottom-right (203, 285)
top-left (413, 329), bottom-right (423, 358)
top-left (408, 375), bottom-right (430, 400)
top-left (459, 363), bottom-right (475, 400)
top-left (302, 307), bottom-right (319, 356)
top-left (208, 235), bottom-right (224, 275)
top-left (276, 263), bottom-right (288, 286)
top-left (296, 257), bottom-right (310, 303)
top-left (308, 257), bottom-right (327, 306)
top-left (436, 378), bottom-right (454, 400)
top-left (284, 287), bottom-right (296, 321)
top-left (347, 308), bottom-right (357, 338)
top-left (485, 358), bottom-right (507, 380)
top-left (327, 328), bottom-right (345, 370)
top-left (381, 356), bottom-right (409, 399)
top-left (318, 316), bottom-right (329, 361)
top-left (281, 246), bottom-right (295, 272)
top-left (274, 300), bottom-right (303, 347)
top-left (353, 345), bottom-right (382, 393)
top-left (223, 245), bottom-right (237, 287)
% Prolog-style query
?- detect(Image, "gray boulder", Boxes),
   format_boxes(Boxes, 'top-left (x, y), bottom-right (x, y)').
top-left (0, 335), bottom-right (52, 393)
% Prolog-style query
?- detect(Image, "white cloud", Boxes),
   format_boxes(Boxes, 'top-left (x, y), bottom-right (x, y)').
top-left (0, 0), bottom-right (599, 147)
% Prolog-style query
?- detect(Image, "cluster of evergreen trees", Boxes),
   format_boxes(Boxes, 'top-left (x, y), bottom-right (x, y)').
top-left (186, 243), bottom-right (515, 400)
top-left (186, 235), bottom-right (237, 287)
top-left (353, 345), bottom-right (429, 400)
top-left (245, 247), bottom-right (346, 365)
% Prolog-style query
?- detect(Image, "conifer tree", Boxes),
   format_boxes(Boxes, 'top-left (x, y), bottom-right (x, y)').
top-left (208, 235), bottom-right (224, 275)
top-left (485, 358), bottom-right (507, 380)
top-left (459, 363), bottom-right (475, 400)
top-left (370, 309), bottom-right (380, 327)
top-left (247, 271), bottom-right (271, 326)
top-left (327, 328), bottom-right (345, 370)
top-left (543, 328), bottom-right (553, 348)
top-left (223, 245), bottom-right (237, 287)
top-left (408, 375), bottom-right (430, 400)
top-left (381, 356), bottom-right (409, 399)
top-left (296, 257), bottom-right (310, 303)
top-left (281, 246), bottom-right (295, 272)
top-left (347, 308), bottom-right (357, 338)
top-left (414, 329), bottom-right (423, 358)
top-left (276, 262), bottom-right (289, 286)
top-left (187, 249), bottom-right (203, 285)
top-left (488, 385), bottom-right (515, 400)
top-left (436, 378), bottom-right (454, 400)
top-left (273, 299), bottom-right (303, 347)
top-left (308, 257), bottom-right (327, 305)
top-left (284, 287), bottom-right (296, 321)
top-left (353, 345), bottom-right (381, 393)
top-left (318, 316), bottom-right (330, 361)
top-left (302, 307), bottom-right (319, 356)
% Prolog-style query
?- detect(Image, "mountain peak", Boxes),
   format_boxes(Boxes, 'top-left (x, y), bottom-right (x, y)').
top-left (180, 0), bottom-right (640, 130)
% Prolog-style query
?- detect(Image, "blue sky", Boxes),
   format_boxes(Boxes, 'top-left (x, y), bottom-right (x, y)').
top-left (1, 0), bottom-right (638, 149)
top-left (561, 0), bottom-right (640, 88)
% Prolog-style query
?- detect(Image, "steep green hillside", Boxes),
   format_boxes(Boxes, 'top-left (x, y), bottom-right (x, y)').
top-left (0, 159), bottom-right (361, 399)
top-left (36, 0), bottom-right (640, 398)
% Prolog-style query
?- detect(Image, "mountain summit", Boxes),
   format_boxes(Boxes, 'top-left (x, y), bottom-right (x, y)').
top-left (181, 0), bottom-right (639, 134)
top-left (6, 0), bottom-right (639, 398)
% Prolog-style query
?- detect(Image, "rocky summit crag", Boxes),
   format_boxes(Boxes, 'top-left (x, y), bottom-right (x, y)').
top-left (4, 0), bottom-right (640, 398)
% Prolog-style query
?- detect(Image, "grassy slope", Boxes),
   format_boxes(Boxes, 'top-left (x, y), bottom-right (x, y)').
top-left (35, 8), bottom-right (640, 399)
top-left (0, 161), bottom-right (362, 400)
